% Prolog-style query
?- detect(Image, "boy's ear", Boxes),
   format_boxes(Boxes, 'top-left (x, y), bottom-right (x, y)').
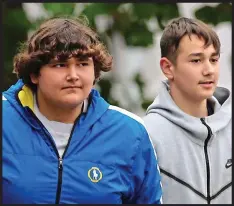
top-left (160, 57), bottom-right (174, 80)
top-left (30, 74), bottom-right (39, 84)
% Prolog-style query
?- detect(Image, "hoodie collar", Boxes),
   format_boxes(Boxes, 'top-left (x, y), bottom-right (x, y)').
top-left (146, 80), bottom-right (231, 143)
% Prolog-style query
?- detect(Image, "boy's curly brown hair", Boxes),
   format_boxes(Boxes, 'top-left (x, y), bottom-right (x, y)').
top-left (13, 16), bottom-right (113, 91)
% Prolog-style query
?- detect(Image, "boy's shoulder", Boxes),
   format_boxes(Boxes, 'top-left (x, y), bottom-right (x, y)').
top-left (143, 112), bottom-right (180, 138)
top-left (104, 105), bottom-right (148, 139)
top-left (108, 105), bottom-right (144, 126)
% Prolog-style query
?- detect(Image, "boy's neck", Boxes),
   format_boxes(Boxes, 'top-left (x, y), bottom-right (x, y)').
top-left (35, 93), bottom-right (83, 124)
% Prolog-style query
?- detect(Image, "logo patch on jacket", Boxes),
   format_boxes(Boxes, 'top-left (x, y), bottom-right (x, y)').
top-left (88, 167), bottom-right (102, 183)
top-left (225, 159), bottom-right (232, 169)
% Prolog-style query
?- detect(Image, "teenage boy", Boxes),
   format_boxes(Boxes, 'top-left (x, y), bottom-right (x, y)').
top-left (3, 16), bottom-right (162, 204)
top-left (144, 17), bottom-right (231, 204)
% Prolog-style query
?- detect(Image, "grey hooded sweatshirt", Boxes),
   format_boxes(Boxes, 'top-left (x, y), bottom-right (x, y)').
top-left (143, 80), bottom-right (231, 204)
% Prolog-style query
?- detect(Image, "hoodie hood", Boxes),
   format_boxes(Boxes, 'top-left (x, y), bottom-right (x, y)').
top-left (3, 79), bottom-right (109, 130)
top-left (146, 80), bottom-right (231, 142)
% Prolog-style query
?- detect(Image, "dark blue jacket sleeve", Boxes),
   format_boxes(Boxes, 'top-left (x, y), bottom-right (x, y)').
top-left (128, 126), bottom-right (162, 204)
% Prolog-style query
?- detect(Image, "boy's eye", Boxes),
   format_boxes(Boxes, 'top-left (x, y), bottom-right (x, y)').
top-left (78, 62), bottom-right (89, 67)
top-left (52, 63), bottom-right (66, 68)
top-left (211, 58), bottom-right (219, 63)
top-left (191, 59), bottom-right (201, 63)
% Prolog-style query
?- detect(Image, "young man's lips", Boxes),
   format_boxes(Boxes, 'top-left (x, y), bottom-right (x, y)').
top-left (199, 81), bottom-right (214, 88)
top-left (199, 79), bottom-right (214, 83)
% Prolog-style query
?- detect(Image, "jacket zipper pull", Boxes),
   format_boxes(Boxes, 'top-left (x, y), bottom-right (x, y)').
top-left (59, 158), bottom-right (63, 170)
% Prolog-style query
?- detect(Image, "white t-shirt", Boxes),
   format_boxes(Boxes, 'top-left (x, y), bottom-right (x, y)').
top-left (34, 95), bottom-right (88, 157)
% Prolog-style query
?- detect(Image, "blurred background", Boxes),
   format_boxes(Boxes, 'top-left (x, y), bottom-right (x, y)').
top-left (3, 2), bottom-right (232, 116)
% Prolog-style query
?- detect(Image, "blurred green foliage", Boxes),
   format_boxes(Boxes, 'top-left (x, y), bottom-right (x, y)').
top-left (3, 2), bottom-right (31, 91)
top-left (43, 3), bottom-right (76, 15)
top-left (194, 3), bottom-right (232, 26)
top-left (3, 3), bottom-right (232, 111)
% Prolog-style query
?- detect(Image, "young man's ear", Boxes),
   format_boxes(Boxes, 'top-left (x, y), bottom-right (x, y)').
top-left (30, 74), bottom-right (39, 84)
top-left (160, 57), bottom-right (174, 80)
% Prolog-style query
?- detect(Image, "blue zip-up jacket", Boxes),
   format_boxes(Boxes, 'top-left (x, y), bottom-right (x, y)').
top-left (3, 79), bottom-right (162, 204)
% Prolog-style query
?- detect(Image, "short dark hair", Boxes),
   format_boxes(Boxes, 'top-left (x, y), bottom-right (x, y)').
top-left (160, 17), bottom-right (221, 64)
top-left (13, 16), bottom-right (113, 91)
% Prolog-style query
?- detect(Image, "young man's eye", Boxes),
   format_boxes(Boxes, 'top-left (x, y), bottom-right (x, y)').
top-left (211, 58), bottom-right (219, 63)
top-left (191, 59), bottom-right (201, 63)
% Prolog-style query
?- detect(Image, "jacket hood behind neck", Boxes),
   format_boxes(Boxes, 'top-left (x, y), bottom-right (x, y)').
top-left (146, 80), bottom-right (231, 141)
top-left (3, 79), bottom-right (109, 130)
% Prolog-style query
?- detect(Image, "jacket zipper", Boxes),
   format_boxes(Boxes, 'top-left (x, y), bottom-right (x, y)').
top-left (201, 118), bottom-right (212, 204)
top-left (27, 108), bottom-right (81, 204)
top-left (55, 117), bottom-right (79, 204)
top-left (55, 157), bottom-right (63, 204)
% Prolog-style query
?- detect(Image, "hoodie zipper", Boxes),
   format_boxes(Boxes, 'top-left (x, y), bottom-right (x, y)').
top-left (201, 118), bottom-right (212, 204)
top-left (27, 108), bottom-right (81, 204)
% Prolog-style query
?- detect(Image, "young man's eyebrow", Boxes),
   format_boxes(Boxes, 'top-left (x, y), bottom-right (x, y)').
top-left (211, 52), bottom-right (220, 57)
top-left (188, 52), bottom-right (220, 57)
top-left (188, 53), bottom-right (203, 57)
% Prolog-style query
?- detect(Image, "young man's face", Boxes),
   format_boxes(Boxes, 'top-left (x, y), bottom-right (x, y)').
top-left (170, 34), bottom-right (220, 102)
top-left (31, 56), bottom-right (95, 110)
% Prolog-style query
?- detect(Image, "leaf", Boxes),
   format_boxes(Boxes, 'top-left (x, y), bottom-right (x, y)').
top-left (132, 3), bottom-right (159, 20)
top-left (194, 3), bottom-right (232, 26)
top-left (155, 3), bottom-right (179, 20)
top-left (194, 6), bottom-right (218, 26)
top-left (134, 72), bottom-right (145, 94)
top-left (43, 3), bottom-right (76, 16)
top-left (216, 3), bottom-right (232, 23)
top-left (3, 7), bottom-right (31, 68)
top-left (82, 3), bottom-right (120, 19)
top-left (155, 3), bottom-right (180, 29)
top-left (97, 78), bottom-right (120, 106)
top-left (81, 3), bottom-right (120, 30)
top-left (3, 5), bottom-right (32, 90)
top-left (112, 11), bottom-right (132, 33)
top-left (124, 21), bottom-right (154, 47)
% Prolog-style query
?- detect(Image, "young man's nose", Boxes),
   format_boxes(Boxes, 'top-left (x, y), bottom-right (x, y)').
top-left (203, 61), bottom-right (216, 75)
